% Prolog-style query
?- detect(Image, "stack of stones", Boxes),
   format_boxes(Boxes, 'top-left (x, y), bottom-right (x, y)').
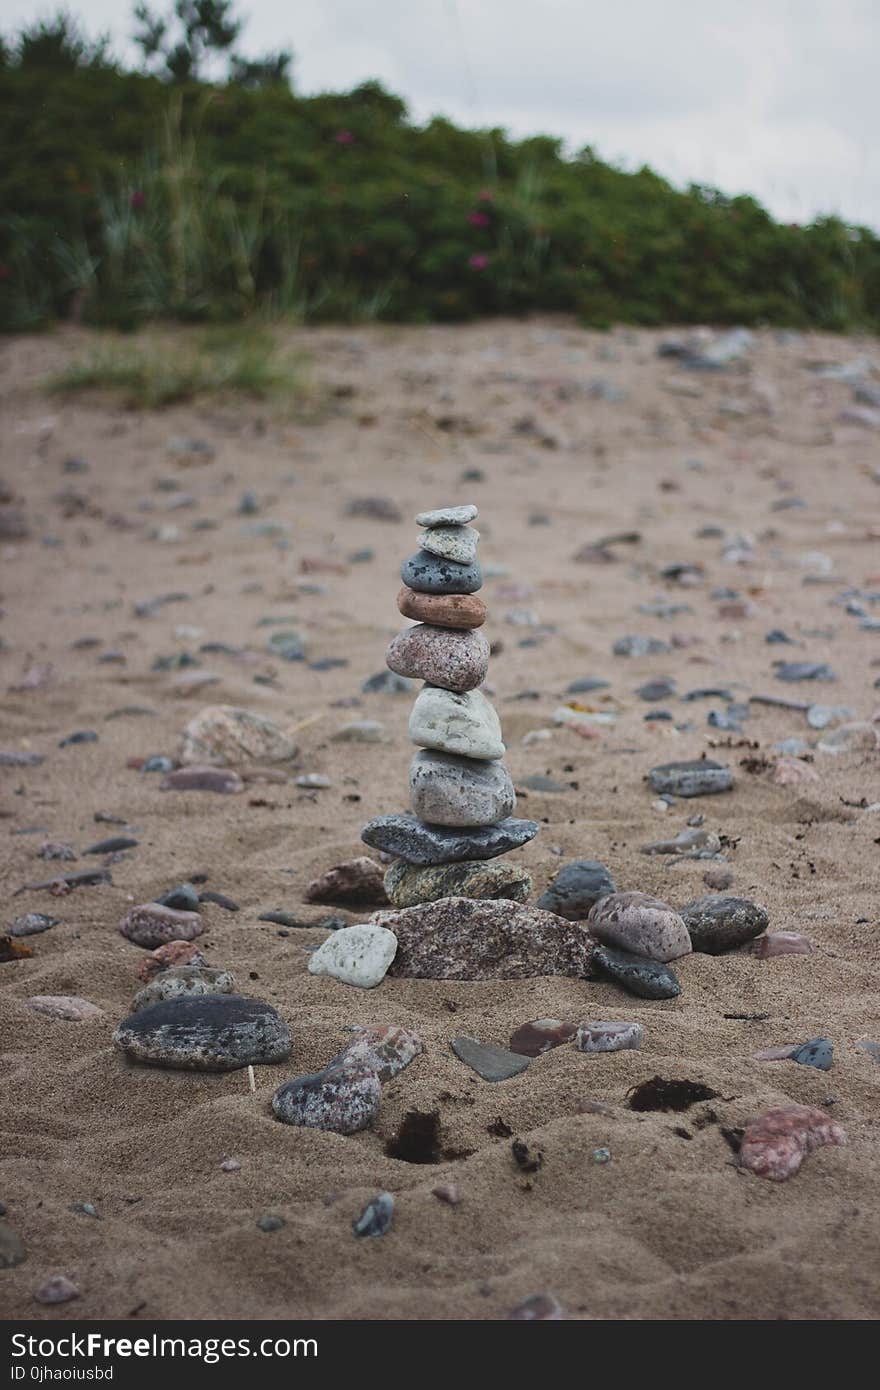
top-left (362, 503), bottom-right (539, 906)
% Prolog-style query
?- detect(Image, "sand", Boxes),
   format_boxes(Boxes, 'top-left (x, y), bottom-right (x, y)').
top-left (1, 319), bottom-right (879, 1321)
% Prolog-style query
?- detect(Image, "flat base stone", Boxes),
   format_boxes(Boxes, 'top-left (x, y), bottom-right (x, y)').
top-left (451, 1036), bottom-right (531, 1081)
top-left (113, 993), bottom-right (291, 1070)
top-left (361, 813), bottom-right (539, 866)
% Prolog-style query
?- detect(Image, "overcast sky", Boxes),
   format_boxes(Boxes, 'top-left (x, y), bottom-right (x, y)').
top-left (6, 0), bottom-right (879, 229)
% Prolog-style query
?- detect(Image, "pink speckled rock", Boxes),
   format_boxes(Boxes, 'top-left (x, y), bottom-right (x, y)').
top-left (160, 765), bottom-right (244, 794)
top-left (588, 891), bottom-right (691, 963)
top-left (305, 857), bottom-right (387, 905)
top-left (772, 757), bottom-right (819, 786)
top-left (739, 1104), bottom-right (846, 1181)
top-left (386, 624), bottom-right (490, 693)
top-left (34, 1275), bottom-right (79, 1305)
top-left (329, 1024), bottom-right (423, 1082)
top-left (120, 903), bottom-right (204, 950)
top-left (751, 931), bottom-right (814, 958)
top-left (137, 941), bottom-right (207, 982)
top-left (26, 995), bottom-right (102, 1022)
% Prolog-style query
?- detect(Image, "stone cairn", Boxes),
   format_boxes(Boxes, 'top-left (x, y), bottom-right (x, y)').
top-left (361, 503), bottom-right (539, 906)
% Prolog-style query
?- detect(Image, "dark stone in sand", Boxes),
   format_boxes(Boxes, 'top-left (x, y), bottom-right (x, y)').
top-left (451, 1036), bottom-right (531, 1081)
top-left (273, 1066), bottom-right (381, 1133)
top-left (593, 944), bottom-right (681, 999)
top-left (790, 1038), bottom-right (833, 1071)
top-left (536, 859), bottom-right (616, 920)
top-left (0, 1225), bottom-right (26, 1268)
top-left (361, 812), bottom-right (539, 866)
top-left (635, 678), bottom-right (676, 701)
top-left (353, 1192), bottom-right (394, 1238)
top-left (59, 730), bottom-right (98, 747)
top-left (157, 883), bottom-right (201, 912)
top-left (400, 549), bottom-right (482, 595)
top-left (198, 891), bottom-right (239, 911)
top-left (160, 766), bottom-right (244, 794)
top-left (681, 895), bottom-right (769, 953)
top-left (113, 993), bottom-right (290, 1071)
top-left (648, 759), bottom-right (733, 797)
top-left (565, 677), bottom-right (610, 694)
top-left (85, 836), bottom-right (138, 855)
top-left (373, 898), bottom-right (594, 980)
top-left (18, 867), bottom-right (111, 894)
top-left (361, 670), bottom-right (413, 694)
top-left (8, 913), bottom-right (59, 937)
top-left (774, 661), bottom-right (836, 682)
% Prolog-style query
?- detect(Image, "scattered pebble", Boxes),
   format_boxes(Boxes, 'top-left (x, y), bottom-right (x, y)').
top-left (307, 923), bottom-right (398, 988)
top-left (576, 1020), bottom-right (644, 1053)
top-left (451, 1036), bottom-right (531, 1081)
top-left (119, 903), bottom-right (204, 949)
top-left (305, 857), bottom-right (388, 905)
top-left (739, 1105), bottom-right (846, 1181)
top-left (352, 1192), bottom-right (394, 1238)
top-left (648, 760), bottom-right (733, 797)
top-left (273, 1066), bottom-right (381, 1133)
top-left (26, 995), bottom-right (103, 1021)
top-left (751, 931), bottom-right (813, 958)
top-left (592, 944), bottom-right (681, 999)
top-left (34, 1275), bottom-right (79, 1305)
top-left (536, 859), bottom-right (616, 919)
top-left (680, 895), bottom-right (769, 954)
top-left (588, 891), bottom-right (692, 962)
top-left (508, 1294), bottom-right (565, 1320)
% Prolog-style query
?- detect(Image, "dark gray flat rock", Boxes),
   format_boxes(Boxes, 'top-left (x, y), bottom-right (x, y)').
top-left (593, 944), bottom-right (681, 999)
top-left (536, 859), bottom-right (616, 920)
top-left (400, 549), bottom-right (482, 595)
top-left (113, 993), bottom-right (290, 1071)
top-left (451, 1036), bottom-right (531, 1081)
top-left (361, 812), bottom-right (539, 866)
top-left (648, 759), bottom-right (733, 797)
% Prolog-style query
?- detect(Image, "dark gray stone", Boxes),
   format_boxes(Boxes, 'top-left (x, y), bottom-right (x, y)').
top-left (592, 944), bottom-right (681, 999)
top-left (565, 677), bottom-right (610, 694)
top-left (361, 670), bottom-right (413, 694)
top-left (536, 859), bottom-right (616, 920)
top-left (648, 759), bottom-right (733, 797)
top-left (400, 549), bottom-right (483, 595)
top-left (635, 678), bottom-right (676, 701)
top-left (156, 882), bottom-right (201, 912)
top-left (774, 661), bottom-right (836, 682)
top-left (612, 635), bottom-right (671, 657)
top-left (451, 1036), bottom-right (531, 1081)
top-left (681, 895), bottom-right (769, 954)
top-left (790, 1038), bottom-right (833, 1071)
top-left (353, 1192), bottom-right (394, 1237)
top-left (8, 913), bottom-right (59, 937)
top-left (361, 812), bottom-right (539, 866)
top-left (113, 994), bottom-right (291, 1071)
top-left (272, 1066), bottom-right (381, 1132)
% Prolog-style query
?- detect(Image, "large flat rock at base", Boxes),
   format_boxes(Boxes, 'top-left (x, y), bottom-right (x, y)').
top-left (370, 897), bottom-right (595, 980)
top-left (113, 993), bottom-right (291, 1071)
top-left (361, 813), bottom-right (539, 865)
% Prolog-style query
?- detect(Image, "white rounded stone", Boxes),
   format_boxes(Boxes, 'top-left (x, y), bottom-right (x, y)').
top-left (307, 924), bottom-right (398, 989)
top-left (409, 686), bottom-right (504, 760)
top-left (418, 525), bottom-right (480, 564)
top-left (409, 749), bottom-right (515, 827)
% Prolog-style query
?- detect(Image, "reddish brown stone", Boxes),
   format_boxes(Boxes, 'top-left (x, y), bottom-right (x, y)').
top-left (751, 931), bottom-right (814, 958)
top-left (509, 1019), bottom-right (577, 1057)
top-left (160, 765), bottom-right (244, 794)
top-left (371, 898), bottom-right (595, 980)
top-left (397, 585), bottom-right (487, 629)
top-left (305, 856), bottom-right (388, 906)
top-left (739, 1104), bottom-right (846, 1181)
top-left (137, 940), bottom-right (207, 982)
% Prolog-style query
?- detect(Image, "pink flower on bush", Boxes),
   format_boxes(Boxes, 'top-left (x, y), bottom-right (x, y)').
top-left (130, 191), bottom-right (146, 210)
top-left (478, 188), bottom-right (494, 202)
top-left (467, 211), bottom-right (490, 227)
top-left (334, 130), bottom-right (355, 144)
top-left (468, 253), bottom-right (490, 270)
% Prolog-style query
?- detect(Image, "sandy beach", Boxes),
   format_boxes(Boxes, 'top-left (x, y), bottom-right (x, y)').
top-left (1, 319), bottom-right (879, 1320)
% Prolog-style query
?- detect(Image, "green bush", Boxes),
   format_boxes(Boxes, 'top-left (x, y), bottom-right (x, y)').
top-left (1, 49), bottom-right (879, 332)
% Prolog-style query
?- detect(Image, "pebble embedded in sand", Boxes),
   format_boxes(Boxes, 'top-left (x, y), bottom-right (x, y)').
top-left (179, 705), bottom-right (298, 767)
top-left (384, 857), bottom-right (531, 908)
top-left (508, 1294), bottom-right (565, 1320)
top-left (113, 994), bottom-right (291, 1071)
top-left (509, 1019), bottom-right (577, 1057)
top-left (307, 924), bottom-right (398, 988)
top-left (640, 827), bottom-right (721, 856)
top-left (136, 940), bottom-right (206, 981)
top-left (305, 857), bottom-right (388, 905)
top-left (536, 859), bottom-right (616, 920)
top-left (451, 1036), bottom-right (530, 1081)
top-left (373, 898), bottom-right (595, 980)
top-left (131, 965), bottom-right (234, 1011)
top-left (25, 995), bottom-right (103, 1022)
top-left (160, 765), bottom-right (244, 793)
top-left (592, 944), bottom-right (681, 999)
top-left (362, 812), bottom-right (539, 866)
top-left (387, 624), bottom-right (490, 692)
top-left (751, 931), bottom-right (813, 958)
top-left (409, 685), bottom-right (504, 760)
top-left (409, 749), bottom-right (515, 827)
top-left (272, 1066), bottom-right (381, 1133)
top-left (34, 1275), bottom-right (79, 1305)
top-left (790, 1037), bottom-right (833, 1070)
top-left (0, 1225), bottom-right (27, 1268)
top-left (680, 895), bottom-right (769, 954)
top-left (400, 550), bottom-right (482, 595)
top-left (328, 1024), bottom-right (423, 1082)
top-left (119, 903), bottom-right (204, 950)
top-left (588, 892), bottom-right (692, 963)
top-left (397, 586), bottom-right (486, 628)
top-left (739, 1104), bottom-right (846, 1181)
top-left (648, 760), bottom-right (733, 796)
top-left (418, 523), bottom-right (480, 564)
top-left (8, 913), bottom-right (59, 937)
top-left (576, 1020), bottom-right (644, 1053)
top-left (353, 1192), bottom-right (394, 1238)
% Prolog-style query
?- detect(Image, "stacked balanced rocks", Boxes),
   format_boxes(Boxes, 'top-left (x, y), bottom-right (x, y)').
top-left (361, 503), bottom-right (539, 906)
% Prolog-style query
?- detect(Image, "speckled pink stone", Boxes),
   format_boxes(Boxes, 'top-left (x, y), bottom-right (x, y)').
top-left (739, 1104), bottom-right (846, 1181)
top-left (386, 624), bottom-right (490, 693)
top-left (751, 931), bottom-right (814, 958)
